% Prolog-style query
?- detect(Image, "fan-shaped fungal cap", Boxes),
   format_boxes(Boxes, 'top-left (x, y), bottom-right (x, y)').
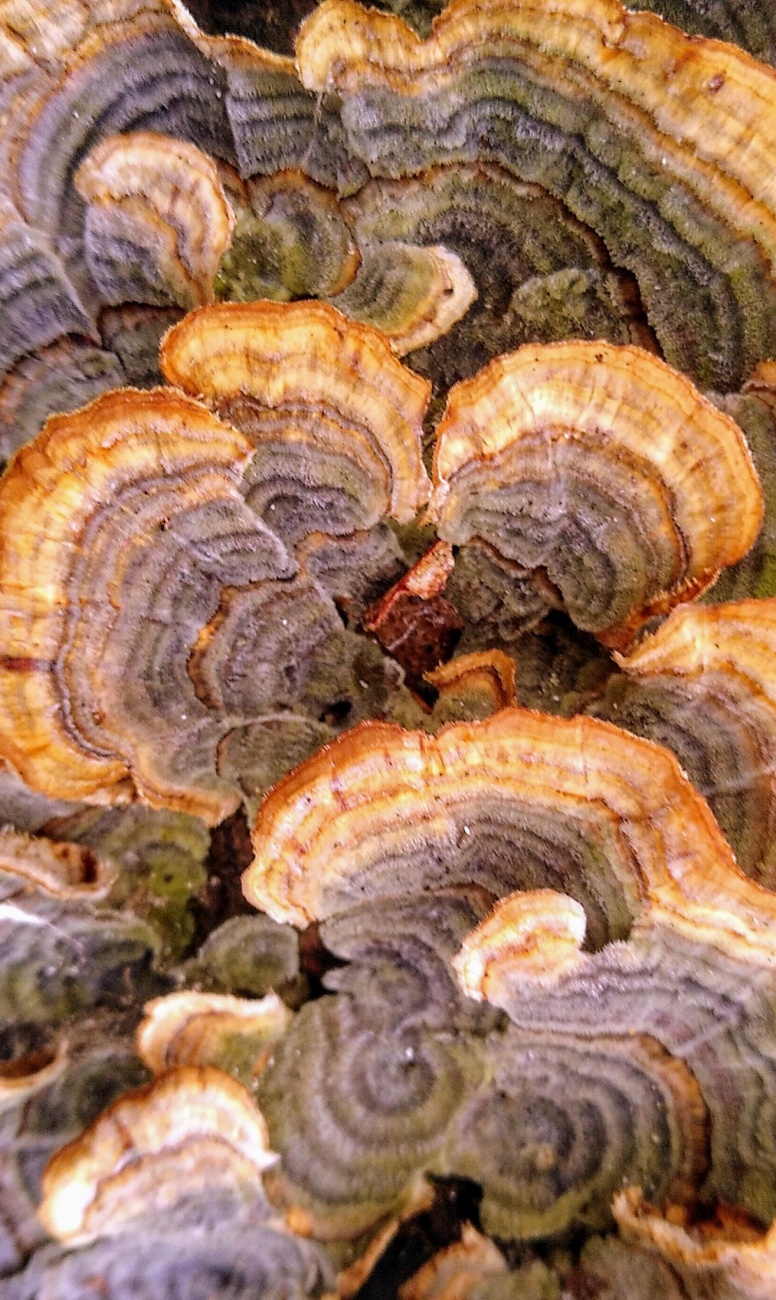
top-left (136, 990), bottom-right (291, 1084)
top-left (332, 241), bottom-right (477, 356)
top-left (0, 828), bottom-right (112, 901)
top-left (430, 341), bottom-right (762, 647)
top-left (215, 169), bottom-right (360, 303)
top-left (296, 0), bottom-right (776, 391)
top-left (0, 367), bottom-right (409, 822)
top-left (37, 1065), bottom-right (277, 1244)
top-left (183, 913), bottom-right (300, 999)
top-left (616, 598), bottom-right (776, 681)
top-left (613, 1188), bottom-right (776, 1299)
top-left (74, 131), bottom-right (235, 309)
top-left (243, 709), bottom-right (776, 960)
top-left (0, 1041), bottom-right (67, 1115)
top-left (0, 386), bottom-right (261, 820)
top-left (257, 896), bottom-right (490, 1239)
top-left (453, 889), bottom-right (587, 1002)
top-left (425, 649), bottom-right (517, 725)
top-left (159, 301), bottom-right (431, 531)
top-left (595, 599), bottom-right (776, 883)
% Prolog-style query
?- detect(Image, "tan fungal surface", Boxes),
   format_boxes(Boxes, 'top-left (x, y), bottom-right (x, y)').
top-left (610, 1187), bottom-right (776, 1299)
top-left (0, 827), bottom-right (112, 901)
top-left (136, 990), bottom-right (292, 1085)
top-left (0, 315), bottom-right (428, 822)
top-left (241, 710), bottom-right (776, 1239)
top-left (37, 1065), bottom-right (277, 1245)
top-left (430, 341), bottom-right (762, 648)
top-left (244, 708), bottom-right (776, 944)
top-left (6, 0), bottom-right (776, 1292)
top-left (592, 600), bottom-right (776, 885)
top-left (452, 889), bottom-right (588, 1000)
top-left (74, 131), bottom-right (235, 309)
top-left (160, 301), bottom-right (431, 536)
top-left (297, 0), bottom-right (776, 392)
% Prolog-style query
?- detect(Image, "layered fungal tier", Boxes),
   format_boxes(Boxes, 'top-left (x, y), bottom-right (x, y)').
top-left (0, 304), bottom-right (430, 822)
top-left (297, 0), bottom-right (776, 391)
top-left (430, 341), bottom-right (762, 648)
top-left (159, 300), bottom-right (431, 537)
top-left (591, 600), bottom-right (776, 885)
top-left (244, 711), bottom-right (776, 1239)
top-left (5, 0), bottom-right (776, 1294)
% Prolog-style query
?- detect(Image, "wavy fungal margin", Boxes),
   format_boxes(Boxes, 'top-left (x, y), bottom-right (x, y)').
top-left (296, 0), bottom-right (776, 391)
top-left (243, 709), bottom-right (776, 955)
top-left (429, 340), bottom-right (763, 649)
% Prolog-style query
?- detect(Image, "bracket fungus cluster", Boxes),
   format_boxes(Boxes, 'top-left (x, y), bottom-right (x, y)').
top-left (0, 300), bottom-right (430, 823)
top-left (242, 710), bottom-right (776, 1244)
top-left (430, 340), bottom-right (762, 648)
top-left (5, 0), bottom-right (776, 1297)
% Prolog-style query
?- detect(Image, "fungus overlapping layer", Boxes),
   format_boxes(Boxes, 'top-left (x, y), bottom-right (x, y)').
top-left (7, 1060), bottom-right (330, 1297)
top-left (136, 989), bottom-right (291, 1084)
top-left (0, 0), bottom-right (234, 401)
top-left (576, 1187), bottom-right (776, 1299)
top-left (0, 826), bottom-right (160, 1025)
top-left (430, 341), bottom-right (762, 648)
top-left (40, 802), bottom-right (211, 958)
top-left (4, 0), bottom-right (776, 461)
top-left (591, 599), bottom-right (776, 885)
top-left (0, 1037), bottom-right (151, 1281)
top-left (0, 303), bottom-right (429, 823)
top-left (297, 0), bottom-right (776, 392)
top-left (74, 131), bottom-right (235, 309)
top-left (243, 709), bottom-right (776, 1239)
top-left (37, 1064), bottom-right (277, 1244)
top-left (337, 163), bottom-right (656, 389)
top-left (5, 0), bottom-right (776, 1292)
top-left (159, 300), bottom-right (431, 535)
